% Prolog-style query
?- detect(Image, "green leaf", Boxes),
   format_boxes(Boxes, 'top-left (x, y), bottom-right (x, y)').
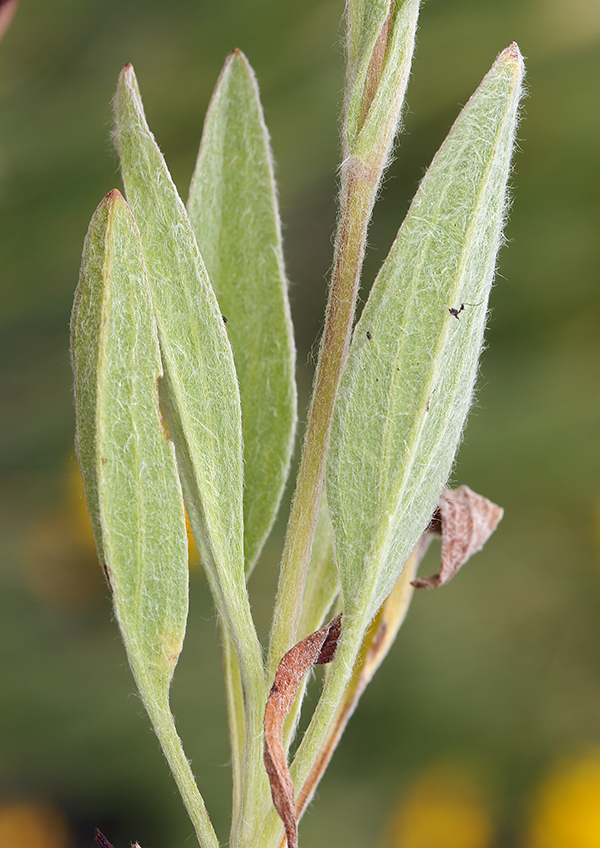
top-left (113, 64), bottom-right (262, 670)
top-left (113, 69), bottom-right (267, 847)
top-left (188, 50), bottom-right (296, 573)
top-left (327, 44), bottom-right (524, 623)
top-left (71, 189), bottom-right (189, 694)
top-left (71, 189), bottom-right (219, 848)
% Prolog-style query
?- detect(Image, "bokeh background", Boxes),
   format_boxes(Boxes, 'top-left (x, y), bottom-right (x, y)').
top-left (1, 1), bottom-right (599, 847)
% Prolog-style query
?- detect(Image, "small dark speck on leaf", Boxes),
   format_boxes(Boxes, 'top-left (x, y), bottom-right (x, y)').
top-left (449, 303), bottom-right (465, 319)
top-left (449, 300), bottom-right (483, 320)
top-left (366, 331), bottom-right (372, 339)
top-left (222, 315), bottom-right (228, 324)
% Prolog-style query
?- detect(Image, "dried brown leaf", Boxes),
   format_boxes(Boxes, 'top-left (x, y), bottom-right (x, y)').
top-left (94, 831), bottom-right (115, 848)
top-left (264, 614), bottom-right (342, 848)
top-left (0, 0), bottom-right (18, 41)
top-left (94, 829), bottom-right (140, 848)
top-left (411, 485), bottom-right (503, 589)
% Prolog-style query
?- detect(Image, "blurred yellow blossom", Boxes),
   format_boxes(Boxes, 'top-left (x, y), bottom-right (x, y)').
top-left (0, 801), bottom-right (70, 848)
top-left (382, 760), bottom-right (493, 848)
top-left (525, 751), bottom-right (600, 848)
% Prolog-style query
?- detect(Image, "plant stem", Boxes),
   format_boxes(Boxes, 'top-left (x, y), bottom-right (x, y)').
top-left (142, 687), bottom-right (219, 848)
top-left (266, 158), bottom-right (379, 681)
top-left (223, 635), bottom-right (245, 838)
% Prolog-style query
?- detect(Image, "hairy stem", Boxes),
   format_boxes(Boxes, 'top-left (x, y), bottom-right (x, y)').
top-left (266, 158), bottom-right (379, 681)
top-left (143, 691), bottom-right (219, 848)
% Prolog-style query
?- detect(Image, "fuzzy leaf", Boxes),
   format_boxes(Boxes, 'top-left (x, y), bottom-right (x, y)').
top-left (344, 0), bottom-right (420, 162)
top-left (71, 189), bottom-right (188, 698)
top-left (327, 44), bottom-right (524, 622)
top-left (113, 65), bottom-right (259, 662)
top-left (188, 50), bottom-right (296, 573)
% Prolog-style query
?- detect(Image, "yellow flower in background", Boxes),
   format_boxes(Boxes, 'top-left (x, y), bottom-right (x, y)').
top-left (0, 801), bottom-right (70, 848)
top-left (382, 760), bottom-right (493, 848)
top-left (525, 751), bottom-right (600, 848)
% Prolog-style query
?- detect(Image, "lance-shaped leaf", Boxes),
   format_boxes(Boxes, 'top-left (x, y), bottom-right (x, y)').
top-left (188, 50), bottom-right (296, 573)
top-left (71, 190), bottom-right (189, 695)
top-left (72, 190), bottom-right (218, 848)
top-left (113, 65), bottom-right (263, 681)
top-left (344, 0), bottom-right (420, 163)
top-left (327, 44), bottom-right (524, 623)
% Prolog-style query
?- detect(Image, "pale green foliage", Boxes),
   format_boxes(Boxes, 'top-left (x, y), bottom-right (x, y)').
top-left (328, 45), bottom-right (524, 625)
top-left (71, 190), bottom-right (188, 695)
top-left (71, 190), bottom-right (219, 848)
top-left (113, 66), bottom-right (263, 686)
top-left (188, 50), bottom-right (296, 574)
top-left (113, 66), bottom-right (268, 848)
top-left (71, 4), bottom-right (525, 846)
top-left (263, 0), bottom-right (421, 692)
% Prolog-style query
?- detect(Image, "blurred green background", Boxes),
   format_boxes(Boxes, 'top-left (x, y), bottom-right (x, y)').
top-left (1, 1), bottom-right (599, 847)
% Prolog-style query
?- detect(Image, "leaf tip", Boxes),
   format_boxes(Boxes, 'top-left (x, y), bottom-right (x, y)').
top-left (105, 187), bottom-right (124, 205)
top-left (498, 41), bottom-right (525, 75)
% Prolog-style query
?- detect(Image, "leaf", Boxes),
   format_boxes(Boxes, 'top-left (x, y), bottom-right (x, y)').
top-left (264, 615), bottom-right (342, 848)
top-left (344, 0), bottom-right (420, 162)
top-left (188, 50), bottom-right (296, 573)
top-left (71, 190), bottom-right (188, 697)
top-left (412, 485), bottom-right (503, 588)
top-left (94, 830), bottom-right (114, 848)
top-left (289, 544), bottom-right (422, 837)
top-left (0, 0), bottom-right (18, 42)
top-left (113, 65), bottom-right (262, 671)
top-left (72, 191), bottom-right (219, 848)
top-left (327, 44), bottom-right (524, 623)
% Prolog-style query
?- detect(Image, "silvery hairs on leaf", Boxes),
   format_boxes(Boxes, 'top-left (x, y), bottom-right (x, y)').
top-left (188, 49), bottom-right (296, 574)
top-left (71, 189), bottom-right (189, 700)
top-left (113, 64), bottom-right (264, 689)
top-left (74, 184), bottom-right (220, 848)
top-left (327, 44), bottom-right (524, 626)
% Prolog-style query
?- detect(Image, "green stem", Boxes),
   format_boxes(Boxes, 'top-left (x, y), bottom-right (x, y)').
top-left (266, 158), bottom-right (380, 682)
top-left (223, 635), bottom-right (245, 838)
top-left (142, 686), bottom-right (220, 848)
top-left (231, 630), bottom-right (269, 848)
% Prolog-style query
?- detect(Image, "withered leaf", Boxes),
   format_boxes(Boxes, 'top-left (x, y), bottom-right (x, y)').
top-left (411, 485), bottom-right (503, 589)
top-left (0, 0), bottom-right (18, 43)
top-left (94, 831), bottom-right (115, 848)
top-left (95, 829), bottom-right (140, 848)
top-left (264, 614), bottom-right (342, 848)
